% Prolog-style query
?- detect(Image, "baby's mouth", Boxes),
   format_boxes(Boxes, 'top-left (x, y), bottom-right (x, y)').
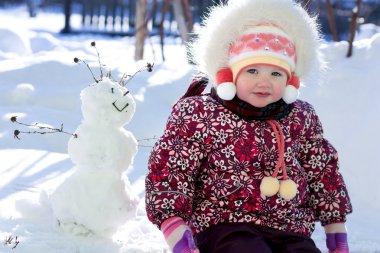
top-left (254, 92), bottom-right (270, 97)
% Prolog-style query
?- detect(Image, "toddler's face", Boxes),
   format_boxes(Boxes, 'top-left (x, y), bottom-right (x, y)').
top-left (235, 64), bottom-right (288, 108)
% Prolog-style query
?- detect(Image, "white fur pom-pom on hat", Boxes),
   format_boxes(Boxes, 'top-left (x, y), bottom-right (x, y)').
top-left (283, 75), bottom-right (300, 104)
top-left (216, 68), bottom-right (236, 100)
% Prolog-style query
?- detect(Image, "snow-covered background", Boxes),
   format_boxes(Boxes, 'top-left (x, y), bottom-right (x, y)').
top-left (1, 5), bottom-right (380, 253)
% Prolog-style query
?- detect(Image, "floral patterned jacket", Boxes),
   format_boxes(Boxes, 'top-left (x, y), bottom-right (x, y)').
top-left (145, 94), bottom-right (352, 237)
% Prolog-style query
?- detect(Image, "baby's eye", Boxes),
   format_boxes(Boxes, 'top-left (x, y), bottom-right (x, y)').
top-left (247, 68), bottom-right (258, 74)
top-left (272, 71), bottom-right (282, 77)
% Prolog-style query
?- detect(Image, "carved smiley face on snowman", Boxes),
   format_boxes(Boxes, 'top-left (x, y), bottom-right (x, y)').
top-left (80, 78), bottom-right (136, 127)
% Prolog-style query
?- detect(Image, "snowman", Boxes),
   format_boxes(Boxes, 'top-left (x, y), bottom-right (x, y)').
top-left (50, 77), bottom-right (139, 237)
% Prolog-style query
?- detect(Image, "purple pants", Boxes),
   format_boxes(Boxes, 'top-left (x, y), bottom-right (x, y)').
top-left (194, 223), bottom-right (321, 253)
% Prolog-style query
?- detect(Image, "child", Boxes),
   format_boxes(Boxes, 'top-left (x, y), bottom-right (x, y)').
top-left (145, 0), bottom-right (352, 252)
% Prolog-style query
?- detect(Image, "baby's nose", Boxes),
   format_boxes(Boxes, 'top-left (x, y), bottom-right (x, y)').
top-left (255, 76), bottom-right (271, 87)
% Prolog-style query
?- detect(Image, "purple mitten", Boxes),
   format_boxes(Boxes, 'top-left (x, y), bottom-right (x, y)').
top-left (161, 217), bottom-right (200, 253)
top-left (326, 233), bottom-right (349, 253)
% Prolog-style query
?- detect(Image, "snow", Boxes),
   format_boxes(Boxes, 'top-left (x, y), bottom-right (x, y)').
top-left (0, 5), bottom-right (380, 253)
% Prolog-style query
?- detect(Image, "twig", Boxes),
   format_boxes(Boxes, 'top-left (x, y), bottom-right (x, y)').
top-left (112, 101), bottom-right (129, 112)
top-left (137, 136), bottom-right (159, 148)
top-left (74, 57), bottom-right (99, 83)
top-left (119, 62), bottom-right (154, 86)
top-left (138, 136), bottom-right (158, 142)
top-left (74, 41), bottom-right (153, 86)
top-left (10, 116), bottom-right (77, 140)
top-left (138, 144), bottom-right (155, 148)
top-left (91, 41), bottom-right (104, 78)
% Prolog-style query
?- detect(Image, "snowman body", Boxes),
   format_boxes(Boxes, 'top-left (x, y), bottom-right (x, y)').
top-left (50, 78), bottom-right (138, 237)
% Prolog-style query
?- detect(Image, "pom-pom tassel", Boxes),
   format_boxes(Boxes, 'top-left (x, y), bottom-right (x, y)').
top-left (260, 176), bottom-right (280, 197)
top-left (279, 179), bottom-right (297, 200)
top-left (260, 120), bottom-right (298, 201)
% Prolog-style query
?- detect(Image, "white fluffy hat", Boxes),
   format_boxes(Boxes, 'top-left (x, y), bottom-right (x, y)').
top-left (190, 0), bottom-right (324, 103)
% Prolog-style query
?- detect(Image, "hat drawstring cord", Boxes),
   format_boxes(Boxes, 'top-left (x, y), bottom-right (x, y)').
top-left (259, 120), bottom-right (297, 201)
top-left (267, 120), bottom-right (286, 180)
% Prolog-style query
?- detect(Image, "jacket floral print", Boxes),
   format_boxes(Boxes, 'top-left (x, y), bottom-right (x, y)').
top-left (145, 94), bottom-right (352, 237)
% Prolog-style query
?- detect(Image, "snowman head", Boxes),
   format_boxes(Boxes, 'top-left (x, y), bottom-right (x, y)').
top-left (80, 78), bottom-right (136, 127)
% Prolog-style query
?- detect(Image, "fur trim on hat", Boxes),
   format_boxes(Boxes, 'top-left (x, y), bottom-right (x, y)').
top-left (189, 0), bottom-right (325, 87)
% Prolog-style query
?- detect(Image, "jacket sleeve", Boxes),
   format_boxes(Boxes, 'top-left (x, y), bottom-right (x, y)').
top-left (145, 97), bottom-right (211, 228)
top-left (298, 103), bottom-right (352, 226)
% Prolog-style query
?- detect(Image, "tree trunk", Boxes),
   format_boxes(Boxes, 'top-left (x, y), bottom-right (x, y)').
top-left (347, 0), bottom-right (361, 57)
top-left (172, 0), bottom-right (189, 43)
top-left (135, 0), bottom-right (148, 61)
top-left (326, 0), bottom-right (339, 41)
top-left (26, 0), bottom-right (37, 17)
top-left (159, 0), bottom-right (171, 61)
top-left (62, 0), bottom-right (72, 33)
top-left (182, 0), bottom-right (193, 32)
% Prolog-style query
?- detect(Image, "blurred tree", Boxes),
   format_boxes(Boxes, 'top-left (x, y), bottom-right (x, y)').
top-left (326, 0), bottom-right (339, 41)
top-left (347, 0), bottom-right (362, 57)
top-left (62, 0), bottom-right (71, 33)
top-left (26, 0), bottom-right (37, 17)
top-left (159, 0), bottom-right (192, 61)
top-left (135, 0), bottom-right (147, 61)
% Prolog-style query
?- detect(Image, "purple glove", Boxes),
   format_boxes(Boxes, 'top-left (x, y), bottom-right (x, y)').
top-left (326, 233), bottom-right (349, 253)
top-left (161, 216), bottom-right (200, 253)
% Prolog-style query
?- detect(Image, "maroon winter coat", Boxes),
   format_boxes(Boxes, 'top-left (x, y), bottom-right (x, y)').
top-left (145, 94), bottom-right (352, 237)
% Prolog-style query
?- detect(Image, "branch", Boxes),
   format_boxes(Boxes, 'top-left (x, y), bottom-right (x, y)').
top-left (74, 41), bottom-right (153, 86)
top-left (137, 136), bottom-right (158, 148)
top-left (119, 62), bottom-right (154, 86)
top-left (10, 116), bottom-right (77, 140)
top-left (91, 41), bottom-right (104, 78)
top-left (74, 57), bottom-right (99, 83)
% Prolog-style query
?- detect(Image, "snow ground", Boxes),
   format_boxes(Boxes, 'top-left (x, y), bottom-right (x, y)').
top-left (1, 5), bottom-right (380, 253)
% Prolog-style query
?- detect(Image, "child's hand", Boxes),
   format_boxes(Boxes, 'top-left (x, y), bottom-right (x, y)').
top-left (161, 216), bottom-right (200, 253)
top-left (324, 223), bottom-right (349, 253)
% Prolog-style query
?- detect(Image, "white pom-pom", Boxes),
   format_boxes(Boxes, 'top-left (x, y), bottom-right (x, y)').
top-left (217, 82), bottom-right (236, 100)
top-left (260, 176), bottom-right (280, 197)
top-left (283, 85), bottom-right (299, 104)
top-left (279, 179), bottom-right (298, 200)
